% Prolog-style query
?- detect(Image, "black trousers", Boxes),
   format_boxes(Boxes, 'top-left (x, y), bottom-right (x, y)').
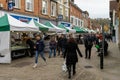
top-left (67, 63), bottom-right (76, 77)
top-left (85, 46), bottom-right (92, 59)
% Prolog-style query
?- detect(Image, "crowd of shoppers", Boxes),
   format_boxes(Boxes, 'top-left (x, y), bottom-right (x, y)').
top-left (22, 32), bottom-right (110, 79)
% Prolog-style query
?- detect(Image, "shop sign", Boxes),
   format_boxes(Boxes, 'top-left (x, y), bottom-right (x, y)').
top-left (58, 15), bottom-right (63, 21)
top-left (61, 22), bottom-right (71, 27)
top-left (11, 15), bottom-right (38, 23)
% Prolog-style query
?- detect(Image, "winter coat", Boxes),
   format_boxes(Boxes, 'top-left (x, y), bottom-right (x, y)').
top-left (36, 39), bottom-right (45, 52)
top-left (84, 36), bottom-right (93, 48)
top-left (61, 38), bottom-right (67, 48)
top-left (26, 39), bottom-right (35, 50)
top-left (49, 40), bottom-right (57, 49)
top-left (64, 42), bottom-right (83, 65)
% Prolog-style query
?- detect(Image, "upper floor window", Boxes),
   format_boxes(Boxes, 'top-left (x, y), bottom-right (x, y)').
top-left (42, 0), bottom-right (48, 14)
top-left (13, 0), bottom-right (21, 9)
top-left (51, 2), bottom-right (56, 16)
top-left (25, 0), bottom-right (34, 11)
top-left (59, 6), bottom-right (63, 15)
top-left (65, 8), bottom-right (69, 17)
top-left (70, 16), bottom-right (74, 24)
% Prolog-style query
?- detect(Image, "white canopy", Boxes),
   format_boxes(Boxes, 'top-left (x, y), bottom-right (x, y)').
top-left (8, 14), bottom-right (39, 31)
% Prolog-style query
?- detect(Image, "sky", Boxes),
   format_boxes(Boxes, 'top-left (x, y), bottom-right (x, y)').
top-left (75, 0), bottom-right (110, 18)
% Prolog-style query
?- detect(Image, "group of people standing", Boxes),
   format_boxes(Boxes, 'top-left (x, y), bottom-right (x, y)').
top-left (24, 32), bottom-right (109, 79)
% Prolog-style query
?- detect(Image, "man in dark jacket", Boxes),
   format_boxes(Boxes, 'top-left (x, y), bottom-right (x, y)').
top-left (84, 34), bottom-right (93, 59)
top-left (61, 34), bottom-right (67, 56)
top-left (64, 38), bottom-right (83, 79)
top-left (26, 37), bottom-right (35, 57)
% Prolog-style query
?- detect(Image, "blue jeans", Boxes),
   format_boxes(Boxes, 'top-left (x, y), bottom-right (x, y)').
top-left (49, 48), bottom-right (56, 57)
top-left (35, 51), bottom-right (46, 64)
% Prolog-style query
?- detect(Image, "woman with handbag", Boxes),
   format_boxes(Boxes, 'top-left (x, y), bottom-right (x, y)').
top-left (64, 37), bottom-right (83, 79)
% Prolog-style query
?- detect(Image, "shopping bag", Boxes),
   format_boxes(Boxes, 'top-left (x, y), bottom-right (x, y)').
top-left (62, 61), bottom-right (67, 72)
top-left (95, 44), bottom-right (100, 49)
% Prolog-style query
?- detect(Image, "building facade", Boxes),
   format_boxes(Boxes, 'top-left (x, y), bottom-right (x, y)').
top-left (0, 0), bottom-right (70, 25)
top-left (110, 0), bottom-right (119, 43)
top-left (69, 1), bottom-right (83, 27)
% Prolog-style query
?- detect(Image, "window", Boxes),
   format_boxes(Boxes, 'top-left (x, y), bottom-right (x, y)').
top-left (25, 0), bottom-right (34, 11)
top-left (65, 8), bottom-right (68, 17)
top-left (51, 2), bottom-right (56, 16)
top-left (75, 18), bottom-right (77, 26)
top-left (59, 6), bottom-right (63, 15)
top-left (13, 0), bottom-right (21, 9)
top-left (70, 16), bottom-right (74, 24)
top-left (78, 20), bottom-right (80, 26)
top-left (42, 0), bottom-right (48, 14)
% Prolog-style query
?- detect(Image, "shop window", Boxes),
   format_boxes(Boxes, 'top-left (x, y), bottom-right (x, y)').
top-left (25, 0), bottom-right (34, 11)
top-left (51, 2), bottom-right (56, 16)
top-left (13, 0), bottom-right (21, 9)
top-left (42, 0), bottom-right (48, 14)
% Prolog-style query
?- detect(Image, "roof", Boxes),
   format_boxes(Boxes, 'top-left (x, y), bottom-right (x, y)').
top-left (70, 2), bottom-right (82, 12)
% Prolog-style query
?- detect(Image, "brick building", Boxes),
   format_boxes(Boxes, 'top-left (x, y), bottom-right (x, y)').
top-left (0, 0), bottom-right (70, 25)
top-left (70, 1), bottom-right (83, 27)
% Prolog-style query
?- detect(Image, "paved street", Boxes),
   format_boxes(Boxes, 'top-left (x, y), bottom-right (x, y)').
top-left (0, 42), bottom-right (120, 80)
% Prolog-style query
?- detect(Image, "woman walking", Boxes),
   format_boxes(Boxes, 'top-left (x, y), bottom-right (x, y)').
top-left (49, 36), bottom-right (57, 58)
top-left (33, 34), bottom-right (46, 68)
top-left (64, 37), bottom-right (83, 79)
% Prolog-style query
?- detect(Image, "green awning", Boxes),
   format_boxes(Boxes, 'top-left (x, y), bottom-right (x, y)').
top-left (44, 21), bottom-right (54, 28)
top-left (73, 26), bottom-right (86, 33)
top-left (58, 24), bottom-right (69, 32)
top-left (0, 15), bottom-right (10, 31)
top-left (44, 22), bottom-right (65, 33)
top-left (34, 21), bottom-right (49, 31)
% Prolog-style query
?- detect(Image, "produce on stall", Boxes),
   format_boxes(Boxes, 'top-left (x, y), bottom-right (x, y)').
top-left (0, 14), bottom-right (39, 63)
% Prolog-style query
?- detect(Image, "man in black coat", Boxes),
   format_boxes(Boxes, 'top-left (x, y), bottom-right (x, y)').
top-left (64, 38), bottom-right (83, 79)
top-left (84, 34), bottom-right (93, 59)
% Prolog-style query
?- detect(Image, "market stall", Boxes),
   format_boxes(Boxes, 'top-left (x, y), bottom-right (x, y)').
top-left (44, 22), bottom-right (66, 33)
top-left (58, 24), bottom-right (76, 33)
top-left (0, 14), bottom-right (39, 63)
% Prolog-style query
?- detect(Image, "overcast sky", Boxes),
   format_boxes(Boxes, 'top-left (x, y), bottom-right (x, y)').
top-left (75, 0), bottom-right (110, 18)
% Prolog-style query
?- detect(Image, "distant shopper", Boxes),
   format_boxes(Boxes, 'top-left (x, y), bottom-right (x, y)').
top-left (84, 34), bottom-right (93, 59)
top-left (33, 34), bottom-right (46, 68)
top-left (64, 37), bottom-right (83, 79)
top-left (25, 36), bottom-right (35, 57)
top-left (57, 35), bottom-right (62, 56)
top-left (98, 39), bottom-right (108, 56)
top-left (61, 34), bottom-right (67, 56)
top-left (49, 36), bottom-right (57, 58)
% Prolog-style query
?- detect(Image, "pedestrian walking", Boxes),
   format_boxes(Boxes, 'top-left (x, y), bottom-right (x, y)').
top-left (25, 36), bottom-right (35, 57)
top-left (49, 36), bottom-right (57, 58)
top-left (61, 34), bottom-right (67, 56)
top-left (33, 34), bottom-right (46, 68)
top-left (84, 34), bottom-right (93, 59)
top-left (64, 37), bottom-right (83, 79)
top-left (57, 35), bottom-right (62, 56)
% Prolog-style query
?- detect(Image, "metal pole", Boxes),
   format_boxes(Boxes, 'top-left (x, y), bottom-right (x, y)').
top-left (100, 24), bottom-right (104, 69)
